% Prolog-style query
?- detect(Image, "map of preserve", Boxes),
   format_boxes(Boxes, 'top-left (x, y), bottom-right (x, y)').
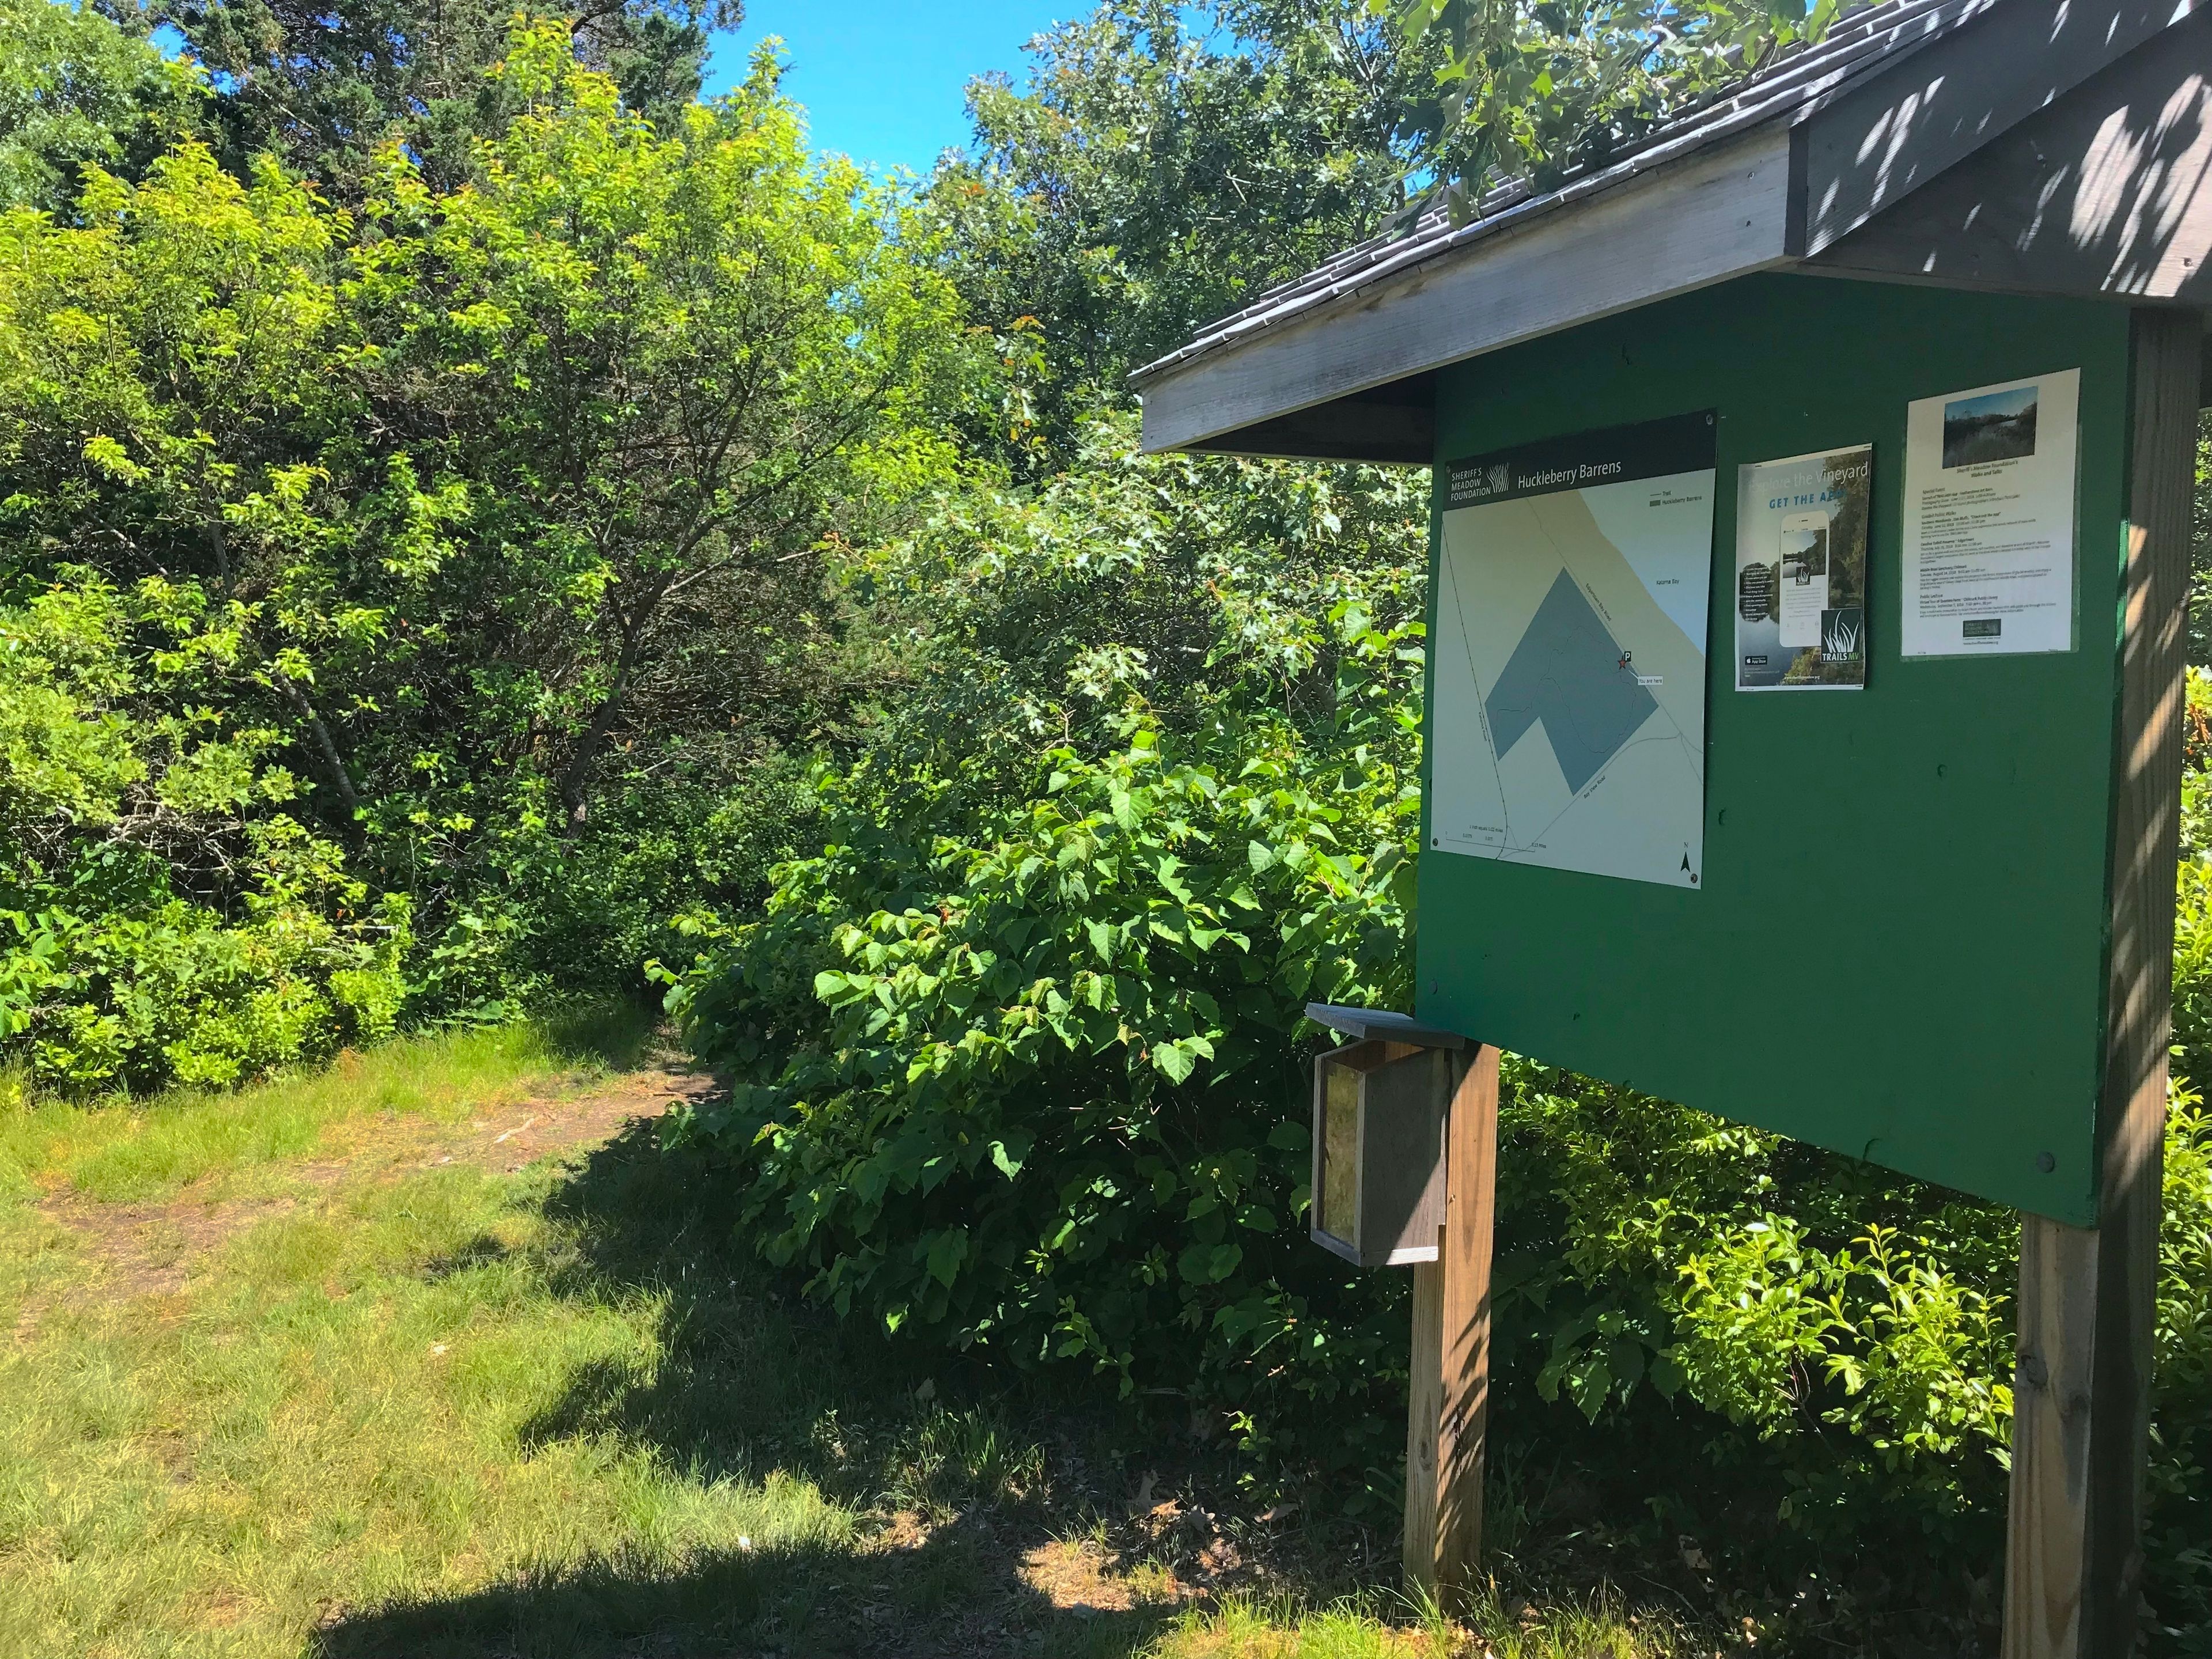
top-left (1484, 569), bottom-right (1661, 794)
top-left (1431, 424), bottom-right (1714, 889)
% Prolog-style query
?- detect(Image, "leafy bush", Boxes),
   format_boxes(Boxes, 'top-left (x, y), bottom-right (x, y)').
top-left (666, 437), bottom-right (1432, 1486)
top-left (1487, 1078), bottom-right (2206, 1630)
top-left (2149, 1085), bottom-right (2212, 1645)
top-left (0, 24), bottom-right (968, 1085)
top-left (1491, 1069), bottom-right (2019, 1535)
top-left (0, 573), bottom-right (407, 1093)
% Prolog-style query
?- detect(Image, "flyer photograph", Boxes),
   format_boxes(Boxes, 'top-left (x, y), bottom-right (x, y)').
top-left (1733, 445), bottom-right (1872, 690)
top-left (1901, 368), bottom-right (2080, 657)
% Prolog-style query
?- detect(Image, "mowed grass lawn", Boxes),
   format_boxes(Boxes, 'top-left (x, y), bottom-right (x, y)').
top-left (0, 1019), bottom-right (1673, 1659)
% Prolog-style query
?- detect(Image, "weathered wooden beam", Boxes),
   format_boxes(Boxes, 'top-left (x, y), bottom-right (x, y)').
top-left (1403, 1044), bottom-right (1500, 1608)
top-left (2002, 305), bottom-right (2198, 1659)
top-left (2008, 1218), bottom-right (2102, 1658)
top-left (1404, 1255), bottom-right (1444, 1596)
top-left (2089, 303), bottom-right (2198, 1649)
top-left (1187, 397), bottom-right (1435, 466)
top-left (1137, 130), bottom-right (1794, 456)
top-left (1436, 1045), bottom-right (1500, 1607)
top-left (1810, 15), bottom-right (2212, 303)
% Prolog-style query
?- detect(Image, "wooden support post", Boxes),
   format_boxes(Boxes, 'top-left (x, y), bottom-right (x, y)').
top-left (1405, 1253), bottom-right (1444, 1595)
top-left (2002, 306), bottom-right (2199, 1659)
top-left (1405, 1043), bottom-right (1500, 1609)
top-left (1439, 1044), bottom-right (1501, 1603)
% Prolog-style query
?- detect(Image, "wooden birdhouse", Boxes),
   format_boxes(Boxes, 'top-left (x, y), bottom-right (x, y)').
top-left (1310, 1037), bottom-right (1452, 1267)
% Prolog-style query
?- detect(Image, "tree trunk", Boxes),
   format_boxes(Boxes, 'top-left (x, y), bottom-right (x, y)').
top-left (554, 582), bottom-right (669, 837)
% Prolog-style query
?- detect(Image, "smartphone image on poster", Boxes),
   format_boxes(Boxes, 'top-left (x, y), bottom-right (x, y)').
top-left (1778, 512), bottom-right (1829, 649)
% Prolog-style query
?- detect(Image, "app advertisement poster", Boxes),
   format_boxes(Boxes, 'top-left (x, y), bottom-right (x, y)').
top-left (1733, 445), bottom-right (1873, 690)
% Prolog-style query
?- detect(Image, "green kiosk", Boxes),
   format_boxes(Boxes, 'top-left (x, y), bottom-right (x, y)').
top-left (1132, 2), bottom-right (2210, 1654)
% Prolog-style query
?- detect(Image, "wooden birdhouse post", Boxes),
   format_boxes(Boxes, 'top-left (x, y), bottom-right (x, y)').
top-left (1134, 4), bottom-right (2212, 1652)
top-left (1304, 1006), bottom-right (1500, 1605)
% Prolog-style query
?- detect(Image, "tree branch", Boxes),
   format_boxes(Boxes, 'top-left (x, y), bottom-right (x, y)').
top-left (274, 672), bottom-right (363, 835)
top-left (552, 572), bottom-right (674, 834)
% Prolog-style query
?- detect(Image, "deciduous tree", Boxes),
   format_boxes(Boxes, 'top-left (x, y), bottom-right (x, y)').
top-left (0, 24), bottom-right (972, 1043)
top-left (930, 0), bottom-right (1437, 463)
top-left (175, 0), bottom-right (739, 191)
top-left (0, 0), bottom-right (204, 213)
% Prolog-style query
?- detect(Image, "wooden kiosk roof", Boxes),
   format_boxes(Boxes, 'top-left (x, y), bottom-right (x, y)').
top-left (1130, 0), bottom-right (2211, 461)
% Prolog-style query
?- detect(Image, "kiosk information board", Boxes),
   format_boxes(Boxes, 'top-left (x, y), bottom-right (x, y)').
top-left (1416, 276), bottom-right (2131, 1225)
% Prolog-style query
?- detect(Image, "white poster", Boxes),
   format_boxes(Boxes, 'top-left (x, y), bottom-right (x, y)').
top-left (1431, 412), bottom-right (1714, 889)
top-left (1902, 369), bottom-right (2080, 657)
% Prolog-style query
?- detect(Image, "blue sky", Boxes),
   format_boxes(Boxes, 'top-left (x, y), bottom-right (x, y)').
top-left (704, 3), bottom-right (1081, 176)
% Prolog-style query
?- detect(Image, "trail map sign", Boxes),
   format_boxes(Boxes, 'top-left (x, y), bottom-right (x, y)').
top-left (1431, 415), bottom-right (1714, 888)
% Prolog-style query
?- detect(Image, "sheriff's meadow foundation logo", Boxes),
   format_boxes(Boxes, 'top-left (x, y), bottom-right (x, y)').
top-left (1446, 457), bottom-right (1513, 506)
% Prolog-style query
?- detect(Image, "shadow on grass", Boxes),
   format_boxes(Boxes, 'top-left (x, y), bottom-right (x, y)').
top-left (321, 1049), bottom-right (2024, 1659)
top-left (310, 1520), bottom-right (1173, 1659)
top-left (516, 1120), bottom-right (924, 1497)
top-left (318, 1120), bottom-right (1175, 1659)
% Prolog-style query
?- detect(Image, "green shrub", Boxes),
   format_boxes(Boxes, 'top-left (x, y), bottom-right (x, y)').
top-left (667, 596), bottom-right (1426, 1487)
top-left (1491, 1067), bottom-right (2020, 1533)
top-left (2149, 1085), bottom-right (2212, 1643)
top-left (0, 573), bottom-right (408, 1094)
top-left (0, 30), bottom-right (971, 1071)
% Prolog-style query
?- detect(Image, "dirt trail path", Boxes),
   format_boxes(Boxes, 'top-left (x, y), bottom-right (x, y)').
top-left (32, 1048), bottom-right (721, 1304)
top-left (403, 1051), bottom-right (718, 1175)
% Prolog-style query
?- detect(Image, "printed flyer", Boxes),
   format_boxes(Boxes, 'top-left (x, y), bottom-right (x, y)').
top-left (1901, 369), bottom-right (2080, 657)
top-left (1733, 444), bottom-right (1873, 690)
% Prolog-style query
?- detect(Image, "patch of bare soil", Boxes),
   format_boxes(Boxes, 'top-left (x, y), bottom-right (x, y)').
top-left (809, 1461), bottom-right (1341, 1657)
top-left (405, 1055), bottom-right (717, 1177)
top-left (33, 1048), bottom-right (721, 1307)
top-left (1018, 1537), bottom-right (1171, 1613)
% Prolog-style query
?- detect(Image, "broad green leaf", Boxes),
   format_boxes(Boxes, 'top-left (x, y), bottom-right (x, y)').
top-left (923, 1227), bottom-right (969, 1289)
top-left (1152, 1040), bottom-right (1196, 1084)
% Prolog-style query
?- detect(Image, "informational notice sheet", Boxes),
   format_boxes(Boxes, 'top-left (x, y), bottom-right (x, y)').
top-left (1431, 412), bottom-right (1714, 889)
top-left (1902, 369), bottom-right (2080, 657)
top-left (1733, 445), bottom-right (1872, 690)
